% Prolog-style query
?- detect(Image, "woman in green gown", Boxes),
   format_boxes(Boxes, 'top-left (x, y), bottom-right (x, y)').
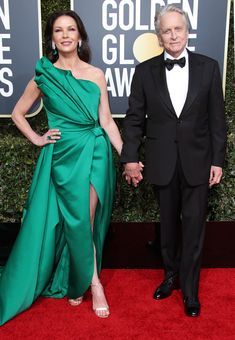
top-left (0, 10), bottom-right (124, 324)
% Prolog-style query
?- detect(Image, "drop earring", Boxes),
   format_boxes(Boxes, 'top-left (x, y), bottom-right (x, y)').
top-left (77, 40), bottom-right (82, 53)
top-left (52, 41), bottom-right (58, 56)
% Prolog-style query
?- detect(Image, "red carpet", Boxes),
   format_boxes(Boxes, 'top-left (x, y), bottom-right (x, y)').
top-left (0, 269), bottom-right (234, 339)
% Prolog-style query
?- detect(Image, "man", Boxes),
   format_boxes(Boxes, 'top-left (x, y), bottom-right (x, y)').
top-left (121, 5), bottom-right (226, 317)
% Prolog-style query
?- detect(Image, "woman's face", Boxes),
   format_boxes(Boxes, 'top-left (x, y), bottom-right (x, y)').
top-left (52, 15), bottom-right (80, 55)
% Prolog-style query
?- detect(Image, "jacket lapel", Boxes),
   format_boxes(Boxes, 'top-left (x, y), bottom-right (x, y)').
top-left (181, 51), bottom-right (203, 116)
top-left (150, 54), bottom-right (176, 116)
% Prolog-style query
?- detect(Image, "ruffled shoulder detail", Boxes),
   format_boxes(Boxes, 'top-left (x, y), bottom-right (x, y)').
top-left (34, 57), bottom-right (54, 84)
top-left (35, 56), bottom-right (52, 73)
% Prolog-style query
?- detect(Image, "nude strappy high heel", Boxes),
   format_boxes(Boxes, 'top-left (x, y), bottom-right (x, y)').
top-left (91, 282), bottom-right (110, 318)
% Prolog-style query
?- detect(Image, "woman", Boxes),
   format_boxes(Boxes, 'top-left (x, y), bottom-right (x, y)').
top-left (0, 10), bottom-right (123, 324)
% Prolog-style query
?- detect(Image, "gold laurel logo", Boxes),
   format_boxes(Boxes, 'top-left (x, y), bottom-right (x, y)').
top-left (133, 33), bottom-right (163, 63)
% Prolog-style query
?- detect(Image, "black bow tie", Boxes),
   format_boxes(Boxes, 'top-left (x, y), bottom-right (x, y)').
top-left (164, 57), bottom-right (186, 71)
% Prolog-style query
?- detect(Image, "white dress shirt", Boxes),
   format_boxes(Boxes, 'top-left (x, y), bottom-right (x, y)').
top-left (164, 49), bottom-right (189, 117)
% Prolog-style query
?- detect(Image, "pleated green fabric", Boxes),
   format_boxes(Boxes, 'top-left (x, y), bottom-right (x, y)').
top-left (0, 57), bottom-right (115, 325)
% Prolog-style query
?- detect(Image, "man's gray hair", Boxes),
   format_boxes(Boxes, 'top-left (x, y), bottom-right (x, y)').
top-left (154, 5), bottom-right (190, 35)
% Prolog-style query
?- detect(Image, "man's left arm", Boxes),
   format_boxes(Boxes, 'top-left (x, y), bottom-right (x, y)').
top-left (208, 61), bottom-right (227, 187)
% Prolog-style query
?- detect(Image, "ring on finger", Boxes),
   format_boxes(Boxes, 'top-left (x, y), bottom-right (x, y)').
top-left (47, 136), bottom-right (51, 140)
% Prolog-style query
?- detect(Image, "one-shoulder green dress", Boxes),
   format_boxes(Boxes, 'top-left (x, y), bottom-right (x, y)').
top-left (0, 57), bottom-right (115, 325)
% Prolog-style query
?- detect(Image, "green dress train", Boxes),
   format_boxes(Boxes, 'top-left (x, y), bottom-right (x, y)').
top-left (0, 57), bottom-right (116, 325)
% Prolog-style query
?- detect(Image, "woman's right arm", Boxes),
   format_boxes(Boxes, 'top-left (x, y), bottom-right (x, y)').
top-left (11, 79), bottom-right (60, 146)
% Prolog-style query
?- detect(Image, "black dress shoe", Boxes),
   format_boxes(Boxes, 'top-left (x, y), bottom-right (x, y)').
top-left (184, 297), bottom-right (200, 317)
top-left (153, 274), bottom-right (179, 300)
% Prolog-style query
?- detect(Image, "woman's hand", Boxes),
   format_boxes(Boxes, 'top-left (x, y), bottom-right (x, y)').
top-left (33, 129), bottom-right (61, 147)
top-left (123, 161), bottom-right (144, 187)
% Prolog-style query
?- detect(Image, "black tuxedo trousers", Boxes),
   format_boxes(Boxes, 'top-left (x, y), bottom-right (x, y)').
top-left (153, 152), bottom-right (208, 299)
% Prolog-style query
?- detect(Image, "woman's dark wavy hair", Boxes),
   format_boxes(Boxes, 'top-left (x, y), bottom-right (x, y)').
top-left (44, 10), bottom-right (91, 63)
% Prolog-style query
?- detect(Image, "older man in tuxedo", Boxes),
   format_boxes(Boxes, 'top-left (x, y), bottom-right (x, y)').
top-left (121, 5), bottom-right (226, 317)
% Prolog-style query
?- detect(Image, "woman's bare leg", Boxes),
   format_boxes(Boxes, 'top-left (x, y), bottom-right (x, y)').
top-left (90, 184), bottom-right (109, 318)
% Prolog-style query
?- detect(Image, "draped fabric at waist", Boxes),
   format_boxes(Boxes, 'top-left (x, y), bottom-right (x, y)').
top-left (50, 120), bottom-right (108, 185)
top-left (49, 120), bottom-right (104, 137)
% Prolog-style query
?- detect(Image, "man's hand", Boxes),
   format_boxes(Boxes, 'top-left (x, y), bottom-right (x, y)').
top-left (209, 166), bottom-right (223, 187)
top-left (123, 162), bottom-right (144, 187)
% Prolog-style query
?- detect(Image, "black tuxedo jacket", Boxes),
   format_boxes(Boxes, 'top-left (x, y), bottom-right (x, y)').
top-left (120, 51), bottom-right (227, 186)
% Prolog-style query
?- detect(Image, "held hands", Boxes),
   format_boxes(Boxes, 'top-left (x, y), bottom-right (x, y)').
top-left (33, 129), bottom-right (61, 147)
top-left (123, 162), bottom-right (144, 187)
top-left (123, 164), bottom-right (223, 188)
top-left (209, 165), bottom-right (223, 188)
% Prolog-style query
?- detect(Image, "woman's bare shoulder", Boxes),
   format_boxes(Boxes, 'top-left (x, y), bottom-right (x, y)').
top-left (81, 64), bottom-right (105, 89)
top-left (86, 64), bottom-right (104, 78)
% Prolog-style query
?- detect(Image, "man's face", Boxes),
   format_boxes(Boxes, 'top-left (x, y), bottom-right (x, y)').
top-left (158, 11), bottom-right (188, 58)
